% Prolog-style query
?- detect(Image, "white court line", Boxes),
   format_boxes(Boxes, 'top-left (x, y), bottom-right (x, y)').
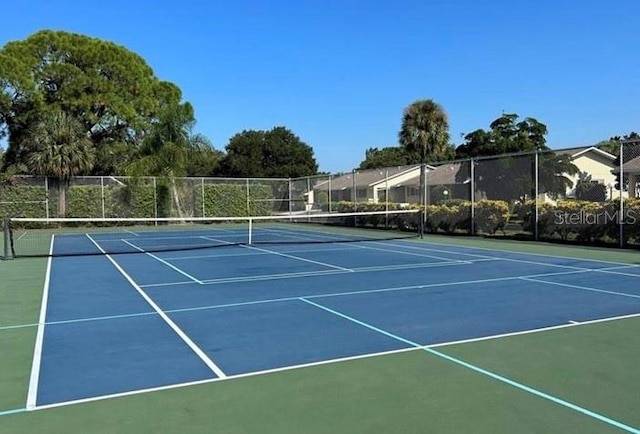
top-left (163, 245), bottom-right (361, 261)
top-left (188, 259), bottom-right (482, 286)
top-left (31, 345), bottom-right (420, 412)
top-left (371, 240), bottom-right (640, 278)
top-left (569, 320), bottom-right (580, 325)
top-left (123, 229), bottom-right (139, 236)
top-left (404, 238), bottom-right (640, 267)
top-left (241, 244), bottom-right (354, 272)
top-left (140, 261), bottom-right (459, 287)
top-left (262, 228), bottom-right (457, 262)
top-left (521, 277), bottom-right (640, 300)
top-left (25, 235), bottom-right (55, 410)
top-left (6, 267), bottom-right (592, 333)
top-left (24, 309), bottom-right (640, 414)
top-left (86, 234), bottom-right (226, 378)
top-left (590, 268), bottom-right (640, 279)
top-left (120, 239), bottom-right (203, 284)
top-left (299, 298), bottom-right (640, 434)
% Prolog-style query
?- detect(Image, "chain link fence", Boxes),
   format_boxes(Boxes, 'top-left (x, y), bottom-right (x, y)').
top-left (2, 141), bottom-right (639, 247)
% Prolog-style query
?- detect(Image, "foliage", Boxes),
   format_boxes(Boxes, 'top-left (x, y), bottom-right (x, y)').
top-left (0, 30), bottom-right (185, 174)
top-left (517, 199), bottom-right (640, 245)
top-left (331, 200), bottom-right (508, 235)
top-left (399, 99), bottom-right (453, 164)
top-left (455, 114), bottom-right (578, 202)
top-left (358, 147), bottom-right (409, 169)
top-left (604, 132), bottom-right (640, 193)
top-left (125, 103), bottom-right (223, 217)
top-left (185, 134), bottom-right (224, 176)
top-left (21, 111), bottom-right (95, 180)
top-left (595, 132), bottom-right (639, 157)
top-left (221, 127), bottom-right (318, 178)
top-left (0, 183), bottom-right (48, 218)
top-left (0, 178), bottom-right (276, 220)
top-left (196, 184), bottom-right (273, 217)
top-left (19, 111), bottom-right (96, 217)
top-left (574, 172), bottom-right (607, 202)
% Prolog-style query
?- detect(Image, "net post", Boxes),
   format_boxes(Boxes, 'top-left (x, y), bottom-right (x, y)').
top-left (3, 217), bottom-right (13, 260)
top-left (248, 218), bottom-right (253, 245)
top-left (534, 150), bottom-right (539, 241)
top-left (470, 157), bottom-right (475, 236)
top-left (420, 163), bottom-right (426, 239)
top-left (619, 140), bottom-right (624, 248)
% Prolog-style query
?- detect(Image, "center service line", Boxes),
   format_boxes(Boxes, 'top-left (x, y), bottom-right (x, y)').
top-left (120, 239), bottom-right (203, 284)
top-left (86, 234), bottom-right (226, 378)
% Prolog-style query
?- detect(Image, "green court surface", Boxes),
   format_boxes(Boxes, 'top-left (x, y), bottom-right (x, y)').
top-left (1, 236), bottom-right (639, 433)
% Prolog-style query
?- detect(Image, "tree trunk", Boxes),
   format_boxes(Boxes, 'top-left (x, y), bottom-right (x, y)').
top-left (56, 179), bottom-right (68, 218)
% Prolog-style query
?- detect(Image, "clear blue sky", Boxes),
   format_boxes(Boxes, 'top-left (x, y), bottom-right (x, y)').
top-left (1, 0), bottom-right (638, 173)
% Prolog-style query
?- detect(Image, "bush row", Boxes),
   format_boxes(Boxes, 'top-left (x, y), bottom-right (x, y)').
top-left (330, 200), bottom-right (510, 235)
top-left (0, 181), bottom-right (276, 220)
top-left (517, 199), bottom-right (640, 244)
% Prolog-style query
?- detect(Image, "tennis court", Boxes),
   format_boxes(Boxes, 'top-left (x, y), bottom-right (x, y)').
top-left (1, 214), bottom-right (640, 433)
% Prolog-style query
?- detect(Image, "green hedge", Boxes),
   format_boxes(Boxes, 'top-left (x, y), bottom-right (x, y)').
top-left (332, 200), bottom-right (509, 235)
top-left (517, 199), bottom-right (640, 244)
top-left (1, 181), bottom-right (275, 220)
top-left (0, 185), bottom-right (48, 218)
top-left (196, 184), bottom-right (273, 217)
top-left (424, 200), bottom-right (509, 235)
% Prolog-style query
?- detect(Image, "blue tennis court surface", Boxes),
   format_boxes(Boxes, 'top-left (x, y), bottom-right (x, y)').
top-left (30, 228), bottom-right (640, 408)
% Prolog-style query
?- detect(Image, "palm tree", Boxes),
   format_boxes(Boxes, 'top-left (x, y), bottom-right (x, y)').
top-left (399, 99), bottom-right (451, 164)
top-left (399, 99), bottom-right (451, 232)
top-left (22, 111), bottom-right (95, 217)
top-left (126, 102), bottom-right (204, 217)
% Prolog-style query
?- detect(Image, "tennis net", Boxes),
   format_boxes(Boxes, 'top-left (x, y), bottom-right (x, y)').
top-left (3, 209), bottom-right (422, 258)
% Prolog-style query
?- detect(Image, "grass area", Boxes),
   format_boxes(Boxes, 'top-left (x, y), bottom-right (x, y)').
top-left (1, 237), bottom-right (639, 433)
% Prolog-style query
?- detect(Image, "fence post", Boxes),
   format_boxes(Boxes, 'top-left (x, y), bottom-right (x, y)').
top-left (535, 150), bottom-right (539, 241)
top-left (201, 178), bottom-right (206, 217)
top-left (100, 176), bottom-right (105, 218)
top-left (288, 178), bottom-right (292, 215)
top-left (246, 178), bottom-right (251, 216)
top-left (619, 141), bottom-right (624, 248)
top-left (45, 177), bottom-right (50, 219)
top-left (470, 158), bottom-right (475, 236)
top-left (328, 176), bottom-right (332, 213)
top-left (153, 177), bottom-right (158, 223)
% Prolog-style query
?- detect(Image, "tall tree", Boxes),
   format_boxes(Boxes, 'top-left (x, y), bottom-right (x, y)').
top-left (21, 111), bottom-right (95, 216)
top-left (455, 113), bottom-right (578, 202)
top-left (126, 103), bottom-right (220, 216)
top-left (358, 147), bottom-right (409, 170)
top-left (398, 99), bottom-right (452, 164)
top-left (220, 127), bottom-right (318, 178)
top-left (185, 134), bottom-right (224, 177)
top-left (0, 30), bottom-right (185, 174)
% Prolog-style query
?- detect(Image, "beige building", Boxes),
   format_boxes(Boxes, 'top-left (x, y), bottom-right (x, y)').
top-left (555, 146), bottom-right (618, 199)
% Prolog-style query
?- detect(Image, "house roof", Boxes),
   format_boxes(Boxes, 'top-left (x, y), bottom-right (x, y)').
top-left (612, 155), bottom-right (640, 174)
top-left (393, 163), bottom-right (469, 188)
top-left (314, 165), bottom-right (420, 190)
top-left (554, 146), bottom-right (616, 160)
